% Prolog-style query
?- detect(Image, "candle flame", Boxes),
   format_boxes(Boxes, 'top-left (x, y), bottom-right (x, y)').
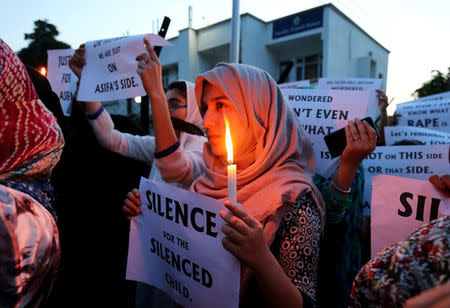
top-left (39, 67), bottom-right (47, 76)
top-left (225, 118), bottom-right (233, 164)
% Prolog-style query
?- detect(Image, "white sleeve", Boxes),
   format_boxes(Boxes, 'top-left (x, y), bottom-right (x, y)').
top-left (89, 109), bottom-right (156, 165)
top-left (155, 135), bottom-right (206, 185)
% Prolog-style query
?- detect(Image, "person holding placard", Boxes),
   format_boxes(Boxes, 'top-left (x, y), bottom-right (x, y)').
top-left (315, 118), bottom-right (377, 308)
top-left (191, 62), bottom-right (325, 308)
top-left (70, 40), bottom-right (206, 307)
top-left (69, 42), bottom-right (206, 192)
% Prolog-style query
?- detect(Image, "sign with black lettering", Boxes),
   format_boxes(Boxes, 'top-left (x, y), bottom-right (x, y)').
top-left (411, 91), bottom-right (450, 103)
top-left (282, 88), bottom-right (369, 175)
top-left (384, 126), bottom-right (450, 145)
top-left (317, 77), bottom-right (383, 121)
top-left (371, 175), bottom-right (448, 257)
top-left (126, 178), bottom-right (239, 308)
top-left (47, 48), bottom-right (78, 116)
top-left (362, 145), bottom-right (450, 218)
top-left (278, 80), bottom-right (311, 89)
top-left (395, 98), bottom-right (450, 133)
top-left (78, 33), bottom-right (173, 102)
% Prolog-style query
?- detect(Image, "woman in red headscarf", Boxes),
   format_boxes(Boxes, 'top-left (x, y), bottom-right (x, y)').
top-left (0, 39), bottom-right (64, 307)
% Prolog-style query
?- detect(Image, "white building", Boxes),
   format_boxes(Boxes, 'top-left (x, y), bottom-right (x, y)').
top-left (159, 3), bottom-right (389, 90)
top-left (107, 3), bottom-right (389, 131)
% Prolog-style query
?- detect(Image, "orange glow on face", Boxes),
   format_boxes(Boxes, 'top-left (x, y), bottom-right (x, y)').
top-left (225, 118), bottom-right (233, 164)
top-left (39, 67), bottom-right (47, 76)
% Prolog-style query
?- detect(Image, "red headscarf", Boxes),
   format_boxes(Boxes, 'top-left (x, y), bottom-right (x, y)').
top-left (0, 39), bottom-right (63, 306)
top-left (0, 39), bottom-right (63, 181)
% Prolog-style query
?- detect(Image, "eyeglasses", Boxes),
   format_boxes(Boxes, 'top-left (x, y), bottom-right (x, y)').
top-left (168, 102), bottom-right (188, 110)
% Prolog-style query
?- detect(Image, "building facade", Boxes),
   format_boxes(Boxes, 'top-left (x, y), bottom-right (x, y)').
top-left (159, 3), bottom-right (389, 90)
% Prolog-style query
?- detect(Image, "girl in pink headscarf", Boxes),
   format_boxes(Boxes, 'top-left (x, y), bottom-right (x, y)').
top-left (124, 61), bottom-right (325, 307)
top-left (0, 39), bottom-right (64, 307)
top-left (191, 62), bottom-right (325, 308)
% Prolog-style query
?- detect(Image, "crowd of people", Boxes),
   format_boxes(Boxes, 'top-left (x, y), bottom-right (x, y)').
top-left (0, 36), bottom-right (448, 308)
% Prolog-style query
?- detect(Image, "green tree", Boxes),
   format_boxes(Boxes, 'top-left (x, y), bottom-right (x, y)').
top-left (17, 20), bottom-right (71, 70)
top-left (413, 68), bottom-right (450, 98)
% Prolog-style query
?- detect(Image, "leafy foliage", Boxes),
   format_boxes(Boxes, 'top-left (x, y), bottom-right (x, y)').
top-left (413, 68), bottom-right (450, 98)
top-left (17, 20), bottom-right (70, 69)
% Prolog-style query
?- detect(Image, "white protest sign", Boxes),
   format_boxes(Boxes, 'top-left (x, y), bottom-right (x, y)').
top-left (395, 99), bottom-right (450, 133)
top-left (46, 48), bottom-right (78, 116)
top-left (282, 88), bottom-right (369, 175)
top-left (78, 34), bottom-right (173, 102)
top-left (278, 80), bottom-right (311, 88)
top-left (371, 175), bottom-right (448, 257)
top-left (317, 78), bottom-right (382, 120)
top-left (384, 126), bottom-right (450, 145)
top-left (362, 144), bottom-right (450, 215)
top-left (414, 91), bottom-right (450, 103)
top-left (126, 178), bottom-right (240, 308)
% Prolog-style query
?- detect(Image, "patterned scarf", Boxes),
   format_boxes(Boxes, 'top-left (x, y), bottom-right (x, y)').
top-left (0, 38), bottom-right (63, 308)
top-left (0, 39), bottom-right (64, 182)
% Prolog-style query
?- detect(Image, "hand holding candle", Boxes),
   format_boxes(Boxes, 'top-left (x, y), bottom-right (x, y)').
top-left (225, 119), bottom-right (237, 204)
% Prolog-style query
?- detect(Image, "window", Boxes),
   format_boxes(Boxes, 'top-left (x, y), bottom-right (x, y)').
top-left (295, 58), bottom-right (303, 81)
top-left (304, 55), bottom-right (321, 80)
top-left (279, 54), bottom-right (322, 82)
top-left (162, 72), bottom-right (170, 89)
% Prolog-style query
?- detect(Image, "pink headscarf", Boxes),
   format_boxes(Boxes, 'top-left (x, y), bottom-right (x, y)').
top-left (191, 62), bottom-right (325, 242)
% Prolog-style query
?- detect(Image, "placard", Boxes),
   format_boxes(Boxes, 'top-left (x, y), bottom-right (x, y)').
top-left (317, 77), bottom-right (383, 120)
top-left (282, 88), bottom-right (369, 175)
top-left (278, 80), bottom-right (311, 88)
top-left (46, 48), bottom-right (78, 116)
top-left (78, 33), bottom-right (173, 102)
top-left (126, 178), bottom-right (240, 308)
top-left (395, 99), bottom-right (450, 133)
top-left (384, 126), bottom-right (450, 145)
top-left (362, 144), bottom-right (450, 216)
top-left (371, 175), bottom-right (448, 257)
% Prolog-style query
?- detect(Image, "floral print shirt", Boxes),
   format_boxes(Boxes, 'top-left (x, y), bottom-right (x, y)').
top-left (349, 215), bottom-right (450, 308)
top-left (240, 191), bottom-right (322, 308)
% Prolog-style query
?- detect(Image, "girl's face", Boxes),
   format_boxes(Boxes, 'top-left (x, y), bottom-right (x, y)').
top-left (201, 82), bottom-right (246, 162)
top-left (166, 89), bottom-right (187, 121)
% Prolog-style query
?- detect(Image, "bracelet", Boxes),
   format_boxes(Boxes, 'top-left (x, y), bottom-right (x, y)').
top-left (330, 179), bottom-right (351, 194)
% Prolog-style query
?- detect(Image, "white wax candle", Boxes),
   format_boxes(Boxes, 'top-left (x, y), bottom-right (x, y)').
top-left (227, 164), bottom-right (237, 204)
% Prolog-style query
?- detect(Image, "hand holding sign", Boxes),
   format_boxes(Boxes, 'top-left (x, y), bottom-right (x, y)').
top-left (123, 188), bottom-right (142, 219)
top-left (429, 174), bottom-right (450, 199)
top-left (136, 39), bottom-right (163, 98)
top-left (341, 118), bottom-right (377, 165)
top-left (77, 33), bottom-right (173, 102)
top-left (69, 44), bottom-right (86, 80)
top-left (220, 200), bottom-right (269, 271)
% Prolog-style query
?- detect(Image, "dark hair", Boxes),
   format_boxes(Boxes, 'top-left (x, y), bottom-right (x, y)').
top-left (171, 117), bottom-right (204, 136)
top-left (392, 139), bottom-right (425, 146)
top-left (166, 81), bottom-right (187, 98)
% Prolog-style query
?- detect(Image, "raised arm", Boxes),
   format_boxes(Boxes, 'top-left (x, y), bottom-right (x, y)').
top-left (330, 118), bottom-right (376, 197)
top-left (69, 44), bottom-right (154, 161)
top-left (376, 89), bottom-right (389, 146)
top-left (136, 39), bottom-right (177, 152)
top-left (136, 39), bottom-right (206, 184)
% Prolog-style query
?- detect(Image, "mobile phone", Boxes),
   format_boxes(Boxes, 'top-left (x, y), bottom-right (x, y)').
top-left (323, 117), bottom-right (380, 158)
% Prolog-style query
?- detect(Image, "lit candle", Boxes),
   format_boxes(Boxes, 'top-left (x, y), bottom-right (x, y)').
top-left (225, 119), bottom-right (237, 204)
